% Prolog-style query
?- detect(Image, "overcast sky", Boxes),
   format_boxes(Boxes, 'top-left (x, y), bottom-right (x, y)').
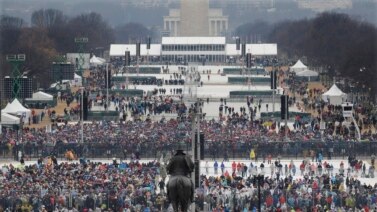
top-left (0, 0), bottom-right (376, 28)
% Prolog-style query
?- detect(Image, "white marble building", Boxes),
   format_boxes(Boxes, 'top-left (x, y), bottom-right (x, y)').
top-left (163, 0), bottom-right (228, 36)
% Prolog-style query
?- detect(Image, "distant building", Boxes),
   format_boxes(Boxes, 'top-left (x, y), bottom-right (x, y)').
top-left (109, 37), bottom-right (277, 63)
top-left (122, 0), bottom-right (173, 8)
top-left (296, 0), bottom-right (352, 12)
top-left (163, 0), bottom-right (228, 36)
top-left (163, 9), bottom-right (181, 37)
top-left (210, 0), bottom-right (275, 10)
top-left (180, 0), bottom-right (209, 36)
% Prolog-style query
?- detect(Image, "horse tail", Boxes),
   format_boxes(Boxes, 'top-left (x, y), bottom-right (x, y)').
top-left (177, 177), bottom-right (184, 197)
top-left (177, 177), bottom-right (190, 210)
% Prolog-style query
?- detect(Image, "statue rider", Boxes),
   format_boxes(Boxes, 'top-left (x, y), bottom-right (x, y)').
top-left (166, 142), bottom-right (195, 202)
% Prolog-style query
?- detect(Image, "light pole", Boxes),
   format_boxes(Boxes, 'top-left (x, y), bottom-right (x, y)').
top-left (271, 68), bottom-right (277, 116)
top-left (190, 107), bottom-right (196, 212)
top-left (257, 174), bottom-right (264, 212)
top-left (106, 63), bottom-right (109, 111)
top-left (247, 49), bottom-right (252, 90)
top-left (80, 87), bottom-right (84, 143)
top-left (0, 89), bottom-right (2, 135)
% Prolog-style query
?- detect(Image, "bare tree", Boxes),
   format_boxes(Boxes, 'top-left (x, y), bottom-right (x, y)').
top-left (68, 12), bottom-right (115, 51)
top-left (0, 15), bottom-right (25, 29)
top-left (115, 22), bottom-right (153, 43)
top-left (31, 9), bottom-right (67, 28)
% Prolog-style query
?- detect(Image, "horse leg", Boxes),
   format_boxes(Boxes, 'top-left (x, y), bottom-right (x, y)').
top-left (172, 201), bottom-right (179, 212)
top-left (181, 200), bottom-right (189, 212)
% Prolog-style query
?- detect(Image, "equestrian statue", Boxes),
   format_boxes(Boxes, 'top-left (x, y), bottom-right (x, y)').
top-left (166, 143), bottom-right (195, 212)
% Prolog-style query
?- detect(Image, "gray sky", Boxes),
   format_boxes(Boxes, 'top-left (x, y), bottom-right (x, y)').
top-left (0, 0), bottom-right (376, 28)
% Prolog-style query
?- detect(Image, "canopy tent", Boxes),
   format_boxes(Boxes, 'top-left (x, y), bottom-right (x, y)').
top-left (290, 60), bottom-right (308, 73)
top-left (322, 84), bottom-right (347, 105)
top-left (295, 69), bottom-right (319, 81)
top-left (1, 112), bottom-right (20, 125)
top-left (90, 55), bottom-right (105, 66)
top-left (296, 69), bottom-right (318, 77)
top-left (71, 73), bottom-right (82, 86)
top-left (31, 91), bottom-right (53, 100)
top-left (2, 98), bottom-right (31, 121)
top-left (97, 57), bottom-right (106, 63)
top-left (50, 80), bottom-right (69, 88)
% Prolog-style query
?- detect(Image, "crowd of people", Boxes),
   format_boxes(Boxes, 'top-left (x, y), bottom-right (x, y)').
top-left (0, 159), bottom-right (166, 211)
top-left (2, 58), bottom-right (377, 211)
top-left (2, 112), bottom-right (376, 147)
top-left (1, 155), bottom-right (376, 211)
top-left (197, 170), bottom-right (377, 211)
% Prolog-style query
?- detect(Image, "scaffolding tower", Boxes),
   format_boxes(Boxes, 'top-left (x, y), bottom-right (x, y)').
top-left (74, 37), bottom-right (88, 77)
top-left (182, 64), bottom-right (199, 103)
top-left (181, 64), bottom-right (201, 212)
top-left (6, 54), bottom-right (26, 99)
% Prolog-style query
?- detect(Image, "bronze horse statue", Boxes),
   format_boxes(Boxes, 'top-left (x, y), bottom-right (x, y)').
top-left (166, 147), bottom-right (195, 212)
top-left (167, 175), bottom-right (193, 212)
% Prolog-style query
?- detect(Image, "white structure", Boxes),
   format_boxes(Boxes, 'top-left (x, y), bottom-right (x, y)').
top-left (208, 9), bottom-right (228, 37)
top-left (322, 84), bottom-right (347, 105)
top-left (30, 91), bottom-right (53, 101)
top-left (341, 102), bottom-right (361, 141)
top-left (71, 74), bottom-right (82, 87)
top-left (90, 55), bottom-right (106, 66)
top-left (183, 64), bottom-right (199, 101)
top-left (66, 53), bottom-right (90, 69)
top-left (163, 9), bottom-right (181, 37)
top-left (1, 113), bottom-right (20, 125)
top-left (109, 37), bottom-right (277, 63)
top-left (226, 44), bottom-right (278, 56)
top-left (161, 37), bottom-right (226, 63)
top-left (296, 0), bottom-right (352, 12)
top-left (290, 60), bottom-right (307, 73)
top-left (2, 99), bottom-right (31, 121)
top-left (163, 0), bottom-right (228, 36)
top-left (342, 102), bottom-right (353, 118)
top-left (295, 69), bottom-right (319, 81)
top-left (110, 44), bottom-right (161, 57)
top-left (215, 0), bottom-right (275, 10)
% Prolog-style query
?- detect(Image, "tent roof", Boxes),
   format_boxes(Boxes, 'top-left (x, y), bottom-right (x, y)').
top-left (110, 44), bottom-right (161, 57)
top-left (2, 99), bottom-right (30, 114)
top-left (1, 112), bottom-right (20, 125)
top-left (74, 73), bottom-right (82, 79)
top-left (90, 55), bottom-right (105, 65)
top-left (291, 60), bottom-right (307, 69)
top-left (226, 44), bottom-right (277, 56)
top-left (323, 84), bottom-right (347, 97)
top-left (32, 91), bottom-right (53, 100)
top-left (162, 37), bottom-right (226, 45)
top-left (296, 69), bottom-right (318, 77)
top-left (97, 57), bottom-right (106, 63)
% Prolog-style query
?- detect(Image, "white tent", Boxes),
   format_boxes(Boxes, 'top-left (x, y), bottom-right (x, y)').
top-left (290, 60), bottom-right (308, 73)
top-left (70, 73), bottom-right (82, 86)
top-left (2, 99), bottom-right (31, 121)
top-left (31, 91), bottom-right (53, 100)
top-left (296, 69), bottom-right (318, 77)
top-left (322, 84), bottom-right (348, 105)
top-left (1, 112), bottom-right (20, 125)
top-left (90, 55), bottom-right (105, 66)
top-left (97, 57), bottom-right (106, 63)
top-left (296, 69), bottom-right (319, 81)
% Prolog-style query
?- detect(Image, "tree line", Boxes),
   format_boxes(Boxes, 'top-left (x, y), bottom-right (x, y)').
top-left (236, 12), bottom-right (377, 98)
top-left (0, 9), bottom-right (153, 87)
top-left (1, 10), bottom-right (376, 97)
